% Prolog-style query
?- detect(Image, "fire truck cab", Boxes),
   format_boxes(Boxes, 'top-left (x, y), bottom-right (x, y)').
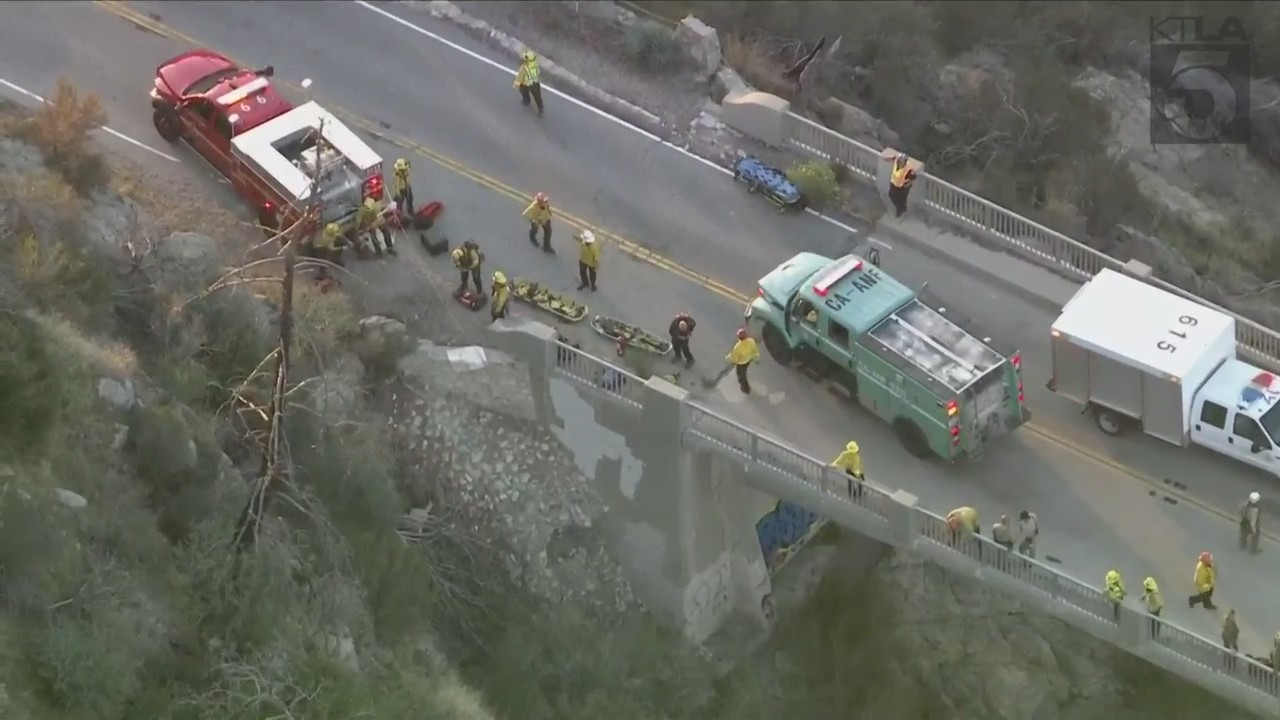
top-left (149, 50), bottom-right (384, 236)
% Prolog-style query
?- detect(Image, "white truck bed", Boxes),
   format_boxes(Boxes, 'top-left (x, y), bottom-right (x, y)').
top-left (1051, 269), bottom-right (1236, 443)
top-left (231, 101), bottom-right (381, 205)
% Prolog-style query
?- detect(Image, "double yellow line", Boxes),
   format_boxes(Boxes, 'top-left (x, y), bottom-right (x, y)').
top-left (90, 0), bottom-right (747, 305)
top-left (91, 1), bottom-right (1268, 536)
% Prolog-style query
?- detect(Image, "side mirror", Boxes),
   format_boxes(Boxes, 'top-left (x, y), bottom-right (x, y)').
top-left (867, 248), bottom-right (881, 266)
top-left (261, 65), bottom-right (275, 77)
top-left (1252, 442), bottom-right (1265, 454)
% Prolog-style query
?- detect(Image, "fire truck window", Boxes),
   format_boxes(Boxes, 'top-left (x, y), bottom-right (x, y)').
top-left (188, 99), bottom-right (215, 123)
top-left (827, 319), bottom-right (850, 348)
top-left (214, 115), bottom-right (233, 139)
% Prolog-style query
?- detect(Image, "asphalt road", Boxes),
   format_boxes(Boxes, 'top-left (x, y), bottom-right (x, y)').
top-left (5, 0), bottom-right (1278, 655)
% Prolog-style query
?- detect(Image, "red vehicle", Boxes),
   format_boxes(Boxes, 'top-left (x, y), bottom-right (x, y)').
top-left (149, 49), bottom-right (384, 236)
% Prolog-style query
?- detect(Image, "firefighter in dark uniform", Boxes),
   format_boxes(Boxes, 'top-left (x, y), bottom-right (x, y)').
top-left (451, 240), bottom-right (485, 297)
top-left (888, 153), bottom-right (917, 218)
top-left (669, 312), bottom-right (696, 367)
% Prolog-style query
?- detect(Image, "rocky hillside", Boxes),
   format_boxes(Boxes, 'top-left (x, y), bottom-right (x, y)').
top-left (0, 87), bottom-right (710, 719)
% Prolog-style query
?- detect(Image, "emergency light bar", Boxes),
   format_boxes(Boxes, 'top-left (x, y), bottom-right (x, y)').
top-left (216, 77), bottom-right (271, 107)
top-left (812, 256), bottom-right (864, 297)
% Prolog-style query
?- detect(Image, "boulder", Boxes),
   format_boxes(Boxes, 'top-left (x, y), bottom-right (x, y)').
top-left (55, 488), bottom-right (88, 509)
top-left (311, 355), bottom-right (365, 420)
top-left (97, 377), bottom-right (136, 412)
top-left (358, 315), bottom-right (407, 343)
top-left (815, 97), bottom-right (902, 151)
top-left (157, 232), bottom-right (221, 279)
top-left (676, 15), bottom-right (722, 77)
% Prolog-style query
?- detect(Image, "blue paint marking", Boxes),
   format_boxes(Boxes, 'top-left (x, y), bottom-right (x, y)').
top-left (755, 501), bottom-right (822, 573)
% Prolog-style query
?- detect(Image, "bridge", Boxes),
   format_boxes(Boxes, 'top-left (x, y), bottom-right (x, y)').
top-left (490, 319), bottom-right (1280, 719)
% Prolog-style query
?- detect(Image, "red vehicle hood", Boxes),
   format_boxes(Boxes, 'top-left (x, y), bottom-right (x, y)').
top-left (156, 49), bottom-right (236, 98)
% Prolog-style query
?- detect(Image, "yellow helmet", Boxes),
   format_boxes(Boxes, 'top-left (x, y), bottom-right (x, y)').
top-left (324, 222), bottom-right (341, 235)
top-left (394, 158), bottom-right (410, 172)
top-left (1143, 577), bottom-right (1158, 592)
top-left (522, 50), bottom-right (536, 63)
top-left (492, 271), bottom-right (508, 286)
top-left (1105, 569), bottom-right (1120, 584)
top-left (845, 441), bottom-right (859, 454)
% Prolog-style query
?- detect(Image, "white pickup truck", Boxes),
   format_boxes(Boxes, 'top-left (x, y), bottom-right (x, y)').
top-left (1048, 268), bottom-right (1280, 476)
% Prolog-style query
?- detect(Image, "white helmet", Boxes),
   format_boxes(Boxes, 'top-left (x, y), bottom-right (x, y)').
top-left (581, 230), bottom-right (595, 244)
top-left (1250, 491), bottom-right (1261, 503)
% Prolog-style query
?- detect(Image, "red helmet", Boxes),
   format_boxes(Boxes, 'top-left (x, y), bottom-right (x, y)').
top-left (534, 192), bottom-right (549, 204)
top-left (736, 328), bottom-right (748, 340)
top-left (1199, 551), bottom-right (1213, 564)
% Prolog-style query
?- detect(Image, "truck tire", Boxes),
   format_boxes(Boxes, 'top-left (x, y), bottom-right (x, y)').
top-left (257, 208), bottom-right (280, 239)
top-left (1093, 407), bottom-right (1128, 436)
top-left (152, 106), bottom-right (180, 143)
top-left (893, 418), bottom-right (932, 459)
top-left (762, 324), bottom-right (793, 364)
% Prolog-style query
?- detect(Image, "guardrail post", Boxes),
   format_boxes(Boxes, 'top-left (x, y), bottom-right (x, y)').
top-left (886, 489), bottom-right (920, 548)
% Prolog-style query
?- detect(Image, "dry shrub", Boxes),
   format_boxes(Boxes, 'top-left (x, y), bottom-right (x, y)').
top-left (722, 34), bottom-right (790, 97)
top-left (622, 22), bottom-right (685, 74)
top-left (17, 78), bottom-right (109, 195)
top-left (787, 160), bottom-right (839, 210)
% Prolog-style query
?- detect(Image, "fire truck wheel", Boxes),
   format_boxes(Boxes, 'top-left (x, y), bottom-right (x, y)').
top-left (257, 208), bottom-right (279, 238)
top-left (153, 106), bottom-right (180, 143)
top-left (762, 324), bottom-right (793, 364)
top-left (893, 418), bottom-right (931, 458)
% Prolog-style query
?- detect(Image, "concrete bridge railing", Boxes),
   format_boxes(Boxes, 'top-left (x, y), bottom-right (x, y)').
top-left (719, 94), bottom-right (1280, 370)
top-left (684, 386), bottom-right (1280, 718)
top-left (493, 320), bottom-right (1280, 718)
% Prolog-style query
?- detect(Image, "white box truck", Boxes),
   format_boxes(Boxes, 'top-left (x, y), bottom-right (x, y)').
top-left (1049, 269), bottom-right (1280, 476)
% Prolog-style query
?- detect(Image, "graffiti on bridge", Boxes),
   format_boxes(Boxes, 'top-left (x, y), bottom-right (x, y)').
top-left (756, 500), bottom-right (825, 574)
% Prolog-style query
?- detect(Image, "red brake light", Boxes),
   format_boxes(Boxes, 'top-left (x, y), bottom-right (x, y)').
top-left (758, 287), bottom-right (765, 297)
top-left (364, 175), bottom-right (384, 201)
top-left (263, 201), bottom-right (274, 211)
top-left (1011, 353), bottom-right (1022, 370)
top-left (950, 426), bottom-right (961, 437)
top-left (945, 400), bottom-right (959, 418)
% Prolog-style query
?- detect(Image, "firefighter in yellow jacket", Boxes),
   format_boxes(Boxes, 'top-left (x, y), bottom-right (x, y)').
top-left (357, 197), bottom-right (396, 256)
top-left (391, 158), bottom-right (414, 217)
top-left (451, 240), bottom-right (484, 296)
top-left (888, 152), bottom-right (917, 218)
top-left (576, 230), bottom-right (600, 291)
top-left (1189, 551), bottom-right (1217, 610)
top-left (1142, 576), bottom-right (1164, 637)
top-left (1105, 569), bottom-right (1126, 622)
top-left (831, 440), bottom-right (864, 499)
top-left (724, 328), bottom-right (759, 394)
top-left (513, 50), bottom-right (544, 114)
top-left (523, 192), bottom-right (554, 252)
top-left (946, 506), bottom-right (980, 534)
top-left (313, 222), bottom-right (345, 285)
top-left (490, 271), bottom-right (510, 322)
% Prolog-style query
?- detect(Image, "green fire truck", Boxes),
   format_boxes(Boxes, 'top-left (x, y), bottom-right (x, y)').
top-left (744, 252), bottom-right (1029, 460)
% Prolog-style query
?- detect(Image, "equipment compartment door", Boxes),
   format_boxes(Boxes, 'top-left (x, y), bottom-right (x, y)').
top-left (1087, 352), bottom-right (1143, 418)
top-left (1141, 373), bottom-right (1185, 444)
